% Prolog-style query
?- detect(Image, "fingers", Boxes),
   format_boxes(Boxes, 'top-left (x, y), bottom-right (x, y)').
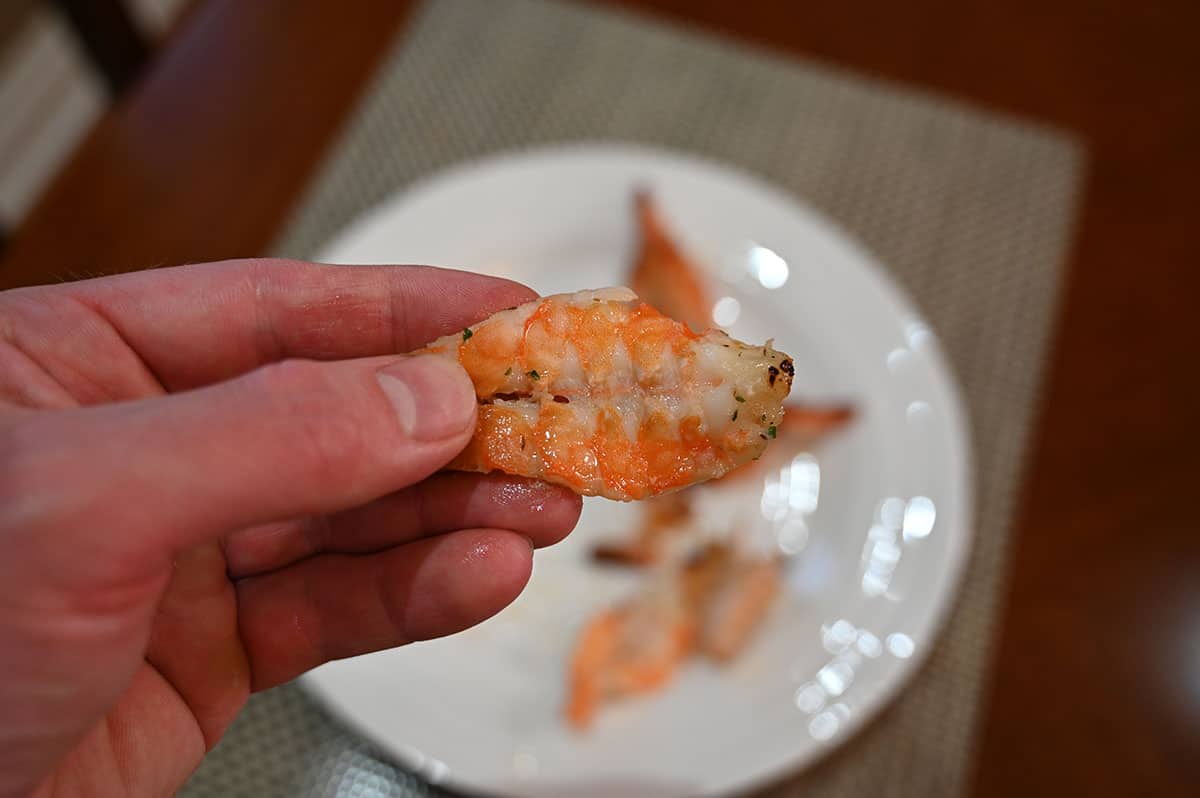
top-left (45, 259), bottom-right (536, 390)
top-left (144, 542), bottom-right (249, 745)
top-left (224, 473), bottom-right (582, 578)
top-left (1, 353), bottom-right (478, 572)
top-left (237, 528), bottom-right (533, 690)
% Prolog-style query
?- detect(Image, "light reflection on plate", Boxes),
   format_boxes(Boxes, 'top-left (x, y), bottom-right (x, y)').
top-left (303, 145), bottom-right (973, 798)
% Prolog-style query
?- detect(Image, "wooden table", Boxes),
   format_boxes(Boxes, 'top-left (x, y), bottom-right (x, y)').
top-left (3, 1), bottom-right (1198, 794)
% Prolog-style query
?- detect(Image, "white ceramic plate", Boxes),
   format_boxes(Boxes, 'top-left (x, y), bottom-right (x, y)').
top-left (304, 144), bottom-right (973, 797)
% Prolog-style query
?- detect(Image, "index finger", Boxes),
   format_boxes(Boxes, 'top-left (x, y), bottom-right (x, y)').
top-left (57, 258), bottom-right (535, 390)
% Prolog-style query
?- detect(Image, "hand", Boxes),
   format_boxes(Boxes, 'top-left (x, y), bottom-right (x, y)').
top-left (0, 259), bottom-right (582, 798)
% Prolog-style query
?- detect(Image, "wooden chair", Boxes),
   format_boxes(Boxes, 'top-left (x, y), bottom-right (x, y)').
top-left (52, 0), bottom-right (151, 97)
top-left (0, 0), bottom-right (155, 252)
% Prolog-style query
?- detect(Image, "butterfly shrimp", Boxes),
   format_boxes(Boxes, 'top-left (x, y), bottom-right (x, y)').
top-left (415, 288), bottom-right (793, 501)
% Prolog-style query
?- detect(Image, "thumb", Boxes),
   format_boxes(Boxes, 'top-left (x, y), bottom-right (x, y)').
top-left (4, 354), bottom-right (477, 560)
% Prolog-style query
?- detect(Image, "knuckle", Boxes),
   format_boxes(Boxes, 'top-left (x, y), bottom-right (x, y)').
top-left (254, 360), bottom-right (371, 485)
top-left (0, 416), bottom-right (72, 530)
top-left (0, 415), bottom-right (47, 477)
top-left (0, 421), bottom-right (31, 496)
top-left (301, 411), bottom-right (369, 488)
top-left (256, 358), bottom-right (321, 395)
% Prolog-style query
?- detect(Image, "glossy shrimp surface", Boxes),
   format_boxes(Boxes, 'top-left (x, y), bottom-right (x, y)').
top-left (417, 288), bottom-right (794, 501)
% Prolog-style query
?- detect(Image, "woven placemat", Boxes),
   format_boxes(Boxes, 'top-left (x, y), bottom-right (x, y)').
top-left (182, 0), bottom-right (1083, 795)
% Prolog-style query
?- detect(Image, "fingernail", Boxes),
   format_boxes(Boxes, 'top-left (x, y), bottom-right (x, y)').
top-left (376, 356), bottom-right (476, 442)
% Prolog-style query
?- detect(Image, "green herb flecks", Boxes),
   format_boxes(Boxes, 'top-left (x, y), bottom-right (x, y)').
top-left (528, 370), bottom-right (540, 380)
top-left (462, 328), bottom-right (473, 341)
top-left (731, 409), bottom-right (739, 421)
top-left (504, 366), bottom-right (512, 376)
top-left (767, 425), bottom-right (778, 439)
top-left (734, 394), bottom-right (746, 403)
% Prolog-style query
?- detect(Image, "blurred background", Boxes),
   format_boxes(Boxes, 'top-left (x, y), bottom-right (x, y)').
top-left (0, 0), bottom-right (187, 235)
top-left (1, 1), bottom-right (1197, 796)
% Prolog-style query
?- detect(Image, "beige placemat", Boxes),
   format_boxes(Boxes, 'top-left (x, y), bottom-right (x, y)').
top-left (183, 0), bottom-right (1083, 795)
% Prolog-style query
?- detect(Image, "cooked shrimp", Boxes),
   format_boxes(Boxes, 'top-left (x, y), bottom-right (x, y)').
top-left (694, 554), bottom-right (780, 662)
top-left (778, 403), bottom-right (854, 439)
top-left (679, 542), bottom-right (730, 614)
top-left (593, 492), bottom-right (693, 565)
top-left (592, 401), bottom-right (851, 562)
top-left (631, 191), bottom-right (713, 332)
top-left (713, 401), bottom-right (853, 486)
top-left (416, 288), bottom-right (794, 501)
top-left (566, 578), bottom-right (694, 729)
top-left (567, 543), bottom-right (780, 728)
top-left (628, 192), bottom-right (852, 483)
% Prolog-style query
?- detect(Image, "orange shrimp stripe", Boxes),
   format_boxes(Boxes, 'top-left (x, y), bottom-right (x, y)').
top-left (448, 404), bottom-right (731, 500)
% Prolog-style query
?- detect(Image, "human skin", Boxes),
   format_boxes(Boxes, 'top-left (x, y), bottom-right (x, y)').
top-left (0, 259), bottom-right (582, 798)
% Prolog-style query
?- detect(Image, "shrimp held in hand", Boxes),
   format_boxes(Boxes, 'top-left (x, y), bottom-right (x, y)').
top-left (416, 288), bottom-right (794, 500)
